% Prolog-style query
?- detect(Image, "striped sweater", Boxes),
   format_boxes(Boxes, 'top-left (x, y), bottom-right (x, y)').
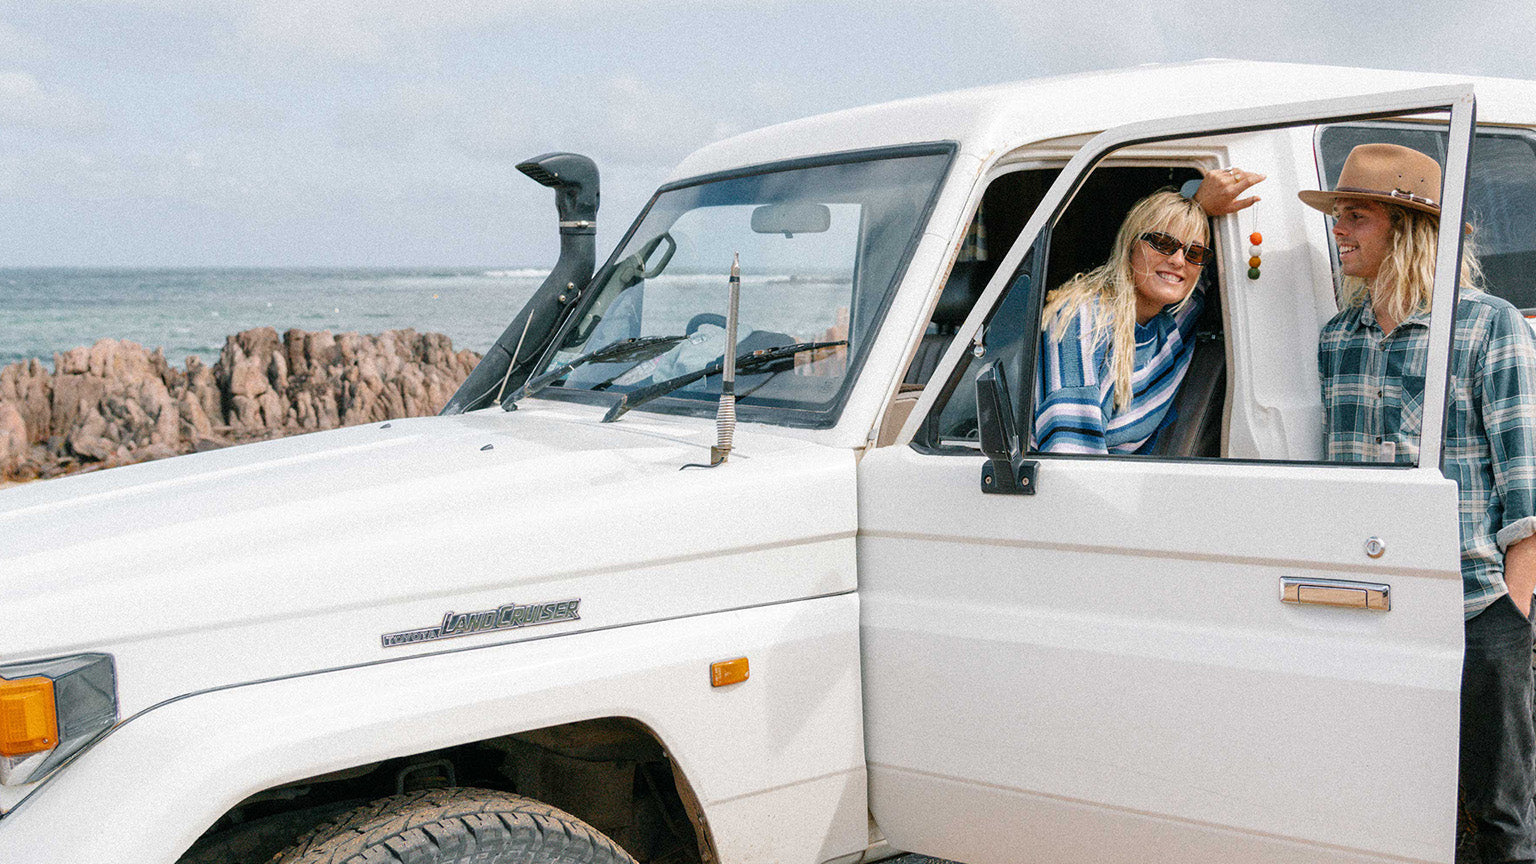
top-left (1031, 289), bottom-right (1205, 454)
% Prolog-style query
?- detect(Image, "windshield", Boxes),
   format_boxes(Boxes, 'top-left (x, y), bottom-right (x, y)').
top-left (532, 146), bottom-right (954, 426)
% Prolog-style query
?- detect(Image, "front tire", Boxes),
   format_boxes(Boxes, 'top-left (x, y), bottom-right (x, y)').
top-left (270, 787), bottom-right (638, 864)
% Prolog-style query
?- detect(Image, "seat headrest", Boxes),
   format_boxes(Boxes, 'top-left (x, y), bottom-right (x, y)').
top-left (932, 261), bottom-right (989, 328)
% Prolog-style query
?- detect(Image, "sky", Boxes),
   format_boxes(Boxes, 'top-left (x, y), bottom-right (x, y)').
top-left (2, 0), bottom-right (1534, 268)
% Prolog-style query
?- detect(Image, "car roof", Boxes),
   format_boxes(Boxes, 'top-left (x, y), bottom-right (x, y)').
top-left (668, 59), bottom-right (1536, 182)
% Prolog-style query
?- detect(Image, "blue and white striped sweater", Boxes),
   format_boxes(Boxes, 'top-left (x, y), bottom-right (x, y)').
top-left (1031, 289), bottom-right (1205, 454)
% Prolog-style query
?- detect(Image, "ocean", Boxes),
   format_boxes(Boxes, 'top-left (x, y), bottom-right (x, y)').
top-left (0, 268), bottom-right (548, 368)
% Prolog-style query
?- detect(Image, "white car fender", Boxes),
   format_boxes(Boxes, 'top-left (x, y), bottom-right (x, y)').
top-left (1, 593), bottom-right (868, 864)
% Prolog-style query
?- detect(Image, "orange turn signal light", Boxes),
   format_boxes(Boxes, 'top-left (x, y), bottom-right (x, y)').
top-left (710, 657), bottom-right (749, 688)
top-left (0, 676), bottom-right (59, 757)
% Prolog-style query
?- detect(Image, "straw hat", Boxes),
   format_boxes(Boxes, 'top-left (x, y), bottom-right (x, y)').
top-left (1298, 143), bottom-right (1444, 216)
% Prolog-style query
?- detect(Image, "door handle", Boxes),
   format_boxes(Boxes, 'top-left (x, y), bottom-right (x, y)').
top-left (1280, 578), bottom-right (1390, 611)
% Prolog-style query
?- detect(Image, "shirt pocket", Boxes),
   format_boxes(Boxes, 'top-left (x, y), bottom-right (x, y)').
top-left (1396, 376), bottom-right (1427, 462)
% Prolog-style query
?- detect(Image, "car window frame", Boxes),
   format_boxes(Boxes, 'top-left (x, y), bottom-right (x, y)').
top-left (894, 85), bottom-right (1478, 476)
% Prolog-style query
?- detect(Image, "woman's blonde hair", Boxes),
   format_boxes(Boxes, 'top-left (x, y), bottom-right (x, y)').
top-left (1338, 203), bottom-right (1484, 322)
top-left (1040, 189), bottom-right (1208, 412)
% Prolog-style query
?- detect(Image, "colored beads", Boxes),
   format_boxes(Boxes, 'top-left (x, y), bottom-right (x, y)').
top-left (1248, 256), bottom-right (1262, 268)
top-left (1249, 232), bottom-right (1263, 246)
top-left (1248, 232), bottom-right (1263, 280)
top-left (1248, 267), bottom-right (1261, 280)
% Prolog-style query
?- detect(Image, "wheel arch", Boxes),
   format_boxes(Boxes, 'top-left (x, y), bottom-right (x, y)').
top-left (179, 715), bottom-right (717, 864)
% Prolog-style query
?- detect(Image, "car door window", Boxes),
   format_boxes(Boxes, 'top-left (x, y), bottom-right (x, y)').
top-left (911, 112), bottom-right (1469, 469)
top-left (1319, 122), bottom-right (1536, 311)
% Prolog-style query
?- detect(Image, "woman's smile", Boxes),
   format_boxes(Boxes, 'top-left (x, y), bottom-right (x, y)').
top-left (1132, 231), bottom-right (1204, 323)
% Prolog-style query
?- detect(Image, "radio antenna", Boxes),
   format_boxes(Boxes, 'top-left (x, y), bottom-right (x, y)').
top-left (710, 253), bottom-right (741, 465)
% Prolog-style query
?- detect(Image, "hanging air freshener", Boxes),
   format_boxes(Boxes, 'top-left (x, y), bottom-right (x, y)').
top-left (1246, 224), bottom-right (1262, 281)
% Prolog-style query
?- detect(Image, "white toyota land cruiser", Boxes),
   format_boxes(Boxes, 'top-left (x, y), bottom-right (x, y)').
top-left (4, 60), bottom-right (1536, 864)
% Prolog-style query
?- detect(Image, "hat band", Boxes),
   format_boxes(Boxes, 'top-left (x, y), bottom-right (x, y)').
top-left (1335, 185), bottom-right (1439, 208)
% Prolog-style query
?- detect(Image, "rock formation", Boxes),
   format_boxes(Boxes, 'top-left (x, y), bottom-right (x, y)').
top-left (0, 328), bottom-right (481, 481)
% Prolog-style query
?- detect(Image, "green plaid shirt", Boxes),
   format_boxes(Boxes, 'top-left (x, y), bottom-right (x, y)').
top-left (1319, 290), bottom-right (1536, 619)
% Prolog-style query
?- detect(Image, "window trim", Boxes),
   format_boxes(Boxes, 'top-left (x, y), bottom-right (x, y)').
top-left (913, 158), bottom-right (1218, 456)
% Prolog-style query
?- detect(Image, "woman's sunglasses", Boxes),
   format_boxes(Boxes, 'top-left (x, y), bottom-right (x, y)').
top-left (1140, 231), bottom-right (1213, 265)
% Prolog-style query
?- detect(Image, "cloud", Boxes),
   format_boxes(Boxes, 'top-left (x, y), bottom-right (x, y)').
top-left (78, 0), bottom-right (529, 64)
top-left (228, 0), bottom-right (479, 61)
top-left (8, 0), bottom-right (1535, 267)
top-left (0, 71), bottom-right (97, 131)
top-left (0, 21), bottom-right (47, 61)
top-left (120, 0), bottom-right (526, 63)
top-left (979, 0), bottom-right (1534, 81)
top-left (325, 72), bottom-right (755, 172)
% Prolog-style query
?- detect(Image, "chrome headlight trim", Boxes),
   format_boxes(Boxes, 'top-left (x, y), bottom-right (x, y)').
top-left (0, 654), bottom-right (117, 786)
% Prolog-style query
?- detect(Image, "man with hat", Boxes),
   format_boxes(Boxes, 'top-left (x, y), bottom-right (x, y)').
top-left (1304, 142), bottom-right (1536, 861)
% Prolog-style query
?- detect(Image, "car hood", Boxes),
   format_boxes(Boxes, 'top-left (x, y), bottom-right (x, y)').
top-left (0, 400), bottom-right (859, 715)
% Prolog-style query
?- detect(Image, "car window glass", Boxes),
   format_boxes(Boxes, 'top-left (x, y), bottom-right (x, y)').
top-left (1319, 123), bottom-right (1536, 310)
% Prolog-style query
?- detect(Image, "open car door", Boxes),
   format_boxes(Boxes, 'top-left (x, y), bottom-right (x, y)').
top-left (858, 85), bottom-right (1476, 864)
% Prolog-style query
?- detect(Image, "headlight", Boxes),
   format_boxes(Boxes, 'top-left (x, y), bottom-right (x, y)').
top-left (0, 654), bottom-right (117, 786)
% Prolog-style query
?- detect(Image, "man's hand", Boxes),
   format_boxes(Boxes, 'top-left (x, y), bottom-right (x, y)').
top-left (1505, 535), bottom-right (1536, 618)
top-left (1194, 166), bottom-right (1266, 216)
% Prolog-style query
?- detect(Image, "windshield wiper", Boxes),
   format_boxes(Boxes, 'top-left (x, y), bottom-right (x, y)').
top-left (601, 340), bottom-right (847, 423)
top-left (502, 334), bottom-right (687, 409)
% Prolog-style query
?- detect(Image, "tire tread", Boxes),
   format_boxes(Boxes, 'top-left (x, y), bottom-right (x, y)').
top-left (269, 787), bottom-right (636, 864)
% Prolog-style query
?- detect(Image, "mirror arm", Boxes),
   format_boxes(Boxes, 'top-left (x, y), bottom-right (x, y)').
top-left (982, 451), bottom-right (1037, 495)
top-left (975, 360), bottom-right (1037, 495)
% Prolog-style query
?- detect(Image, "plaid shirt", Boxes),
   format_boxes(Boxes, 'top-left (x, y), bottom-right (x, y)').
top-left (1319, 290), bottom-right (1536, 619)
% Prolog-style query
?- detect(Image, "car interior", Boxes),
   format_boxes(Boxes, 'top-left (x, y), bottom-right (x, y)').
top-left (893, 164), bottom-right (1226, 459)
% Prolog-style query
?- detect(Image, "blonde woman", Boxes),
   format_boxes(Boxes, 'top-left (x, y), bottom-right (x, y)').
top-left (1031, 170), bottom-right (1258, 453)
top-left (1305, 142), bottom-right (1536, 863)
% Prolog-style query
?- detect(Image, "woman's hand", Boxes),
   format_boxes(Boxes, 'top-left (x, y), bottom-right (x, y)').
top-left (1193, 166), bottom-right (1265, 216)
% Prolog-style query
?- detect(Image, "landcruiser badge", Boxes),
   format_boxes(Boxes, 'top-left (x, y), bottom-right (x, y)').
top-left (381, 598), bottom-right (581, 648)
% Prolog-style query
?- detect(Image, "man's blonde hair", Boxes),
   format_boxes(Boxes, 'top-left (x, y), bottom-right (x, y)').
top-left (1338, 203), bottom-right (1484, 321)
top-left (1040, 190), bottom-right (1207, 412)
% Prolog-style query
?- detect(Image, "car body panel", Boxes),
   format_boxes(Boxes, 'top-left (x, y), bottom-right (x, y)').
top-left (858, 86), bottom-right (1474, 864)
top-left (0, 594), bottom-right (867, 864)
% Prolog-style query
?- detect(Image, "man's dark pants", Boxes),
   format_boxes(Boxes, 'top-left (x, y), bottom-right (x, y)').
top-left (1462, 592), bottom-right (1536, 863)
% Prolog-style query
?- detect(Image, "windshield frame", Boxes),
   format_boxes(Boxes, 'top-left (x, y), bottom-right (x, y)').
top-left (529, 141), bottom-right (960, 429)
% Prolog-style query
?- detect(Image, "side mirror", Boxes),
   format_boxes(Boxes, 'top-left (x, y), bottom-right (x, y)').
top-left (975, 360), bottom-right (1036, 495)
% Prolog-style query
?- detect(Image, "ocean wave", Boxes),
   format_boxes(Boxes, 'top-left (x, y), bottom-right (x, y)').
top-left (648, 273), bottom-right (852, 287)
top-left (482, 268), bottom-right (548, 279)
top-left (169, 344), bottom-right (229, 359)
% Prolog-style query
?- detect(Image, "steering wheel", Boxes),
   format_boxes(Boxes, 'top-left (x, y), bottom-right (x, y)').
top-left (685, 313), bottom-right (727, 335)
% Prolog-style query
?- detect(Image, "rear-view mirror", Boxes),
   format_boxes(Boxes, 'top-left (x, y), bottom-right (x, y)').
top-left (751, 203), bottom-right (831, 237)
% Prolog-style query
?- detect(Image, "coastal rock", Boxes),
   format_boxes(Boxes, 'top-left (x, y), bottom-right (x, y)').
top-left (0, 403), bottom-right (26, 473)
top-left (177, 390), bottom-right (214, 441)
top-left (0, 328), bottom-right (482, 481)
top-left (0, 359), bottom-right (53, 445)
